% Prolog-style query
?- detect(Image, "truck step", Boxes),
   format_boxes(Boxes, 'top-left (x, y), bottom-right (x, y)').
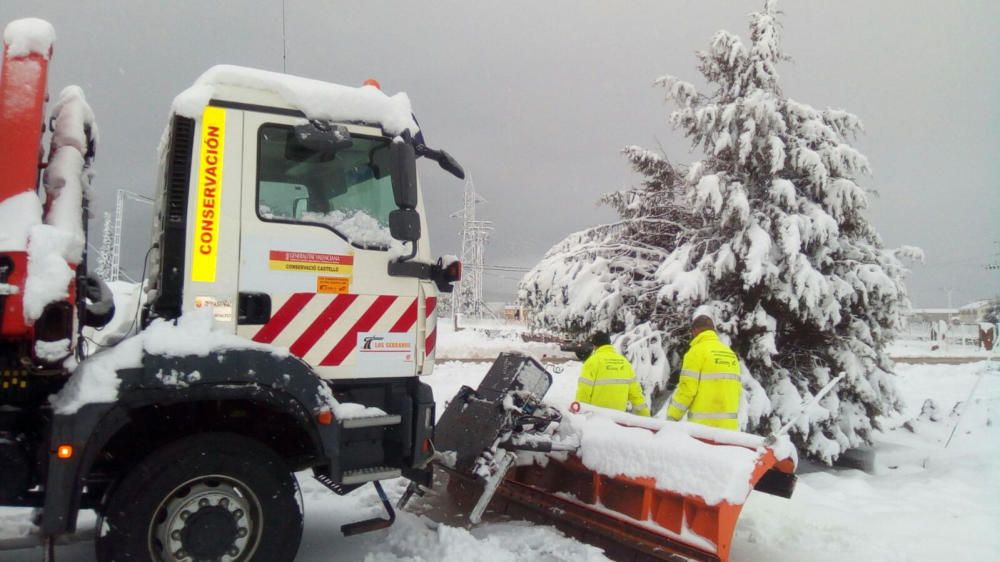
top-left (341, 481), bottom-right (396, 536)
top-left (341, 414), bottom-right (401, 429)
top-left (342, 466), bottom-right (401, 484)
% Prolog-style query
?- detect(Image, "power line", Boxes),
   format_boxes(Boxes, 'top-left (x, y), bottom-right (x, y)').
top-left (482, 272), bottom-right (527, 282)
top-left (922, 255), bottom-right (994, 267)
top-left (481, 265), bottom-right (531, 272)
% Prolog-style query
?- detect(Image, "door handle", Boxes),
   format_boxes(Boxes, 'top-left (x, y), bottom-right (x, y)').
top-left (238, 292), bottom-right (272, 325)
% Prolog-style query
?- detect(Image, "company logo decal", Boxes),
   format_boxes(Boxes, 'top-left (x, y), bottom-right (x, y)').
top-left (361, 335), bottom-right (412, 353)
top-left (193, 296), bottom-right (233, 322)
top-left (269, 250), bottom-right (354, 274)
top-left (358, 332), bottom-right (415, 365)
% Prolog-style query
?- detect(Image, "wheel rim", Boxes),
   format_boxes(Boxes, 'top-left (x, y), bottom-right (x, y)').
top-left (149, 475), bottom-right (263, 562)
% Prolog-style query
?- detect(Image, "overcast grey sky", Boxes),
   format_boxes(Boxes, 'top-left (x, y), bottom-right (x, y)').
top-left (3, 0), bottom-right (997, 307)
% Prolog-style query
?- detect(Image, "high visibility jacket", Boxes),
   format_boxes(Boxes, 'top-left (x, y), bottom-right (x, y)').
top-left (666, 330), bottom-right (741, 430)
top-left (576, 345), bottom-right (650, 416)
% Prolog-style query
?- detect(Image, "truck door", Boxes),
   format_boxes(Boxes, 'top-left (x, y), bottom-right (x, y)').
top-left (236, 112), bottom-right (421, 379)
top-left (419, 280), bottom-right (438, 374)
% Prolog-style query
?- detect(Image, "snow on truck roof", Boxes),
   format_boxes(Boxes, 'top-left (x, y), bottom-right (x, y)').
top-left (172, 65), bottom-right (419, 136)
top-left (3, 18), bottom-right (56, 59)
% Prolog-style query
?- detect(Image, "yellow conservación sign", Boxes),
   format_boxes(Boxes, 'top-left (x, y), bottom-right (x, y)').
top-left (191, 106), bottom-right (225, 282)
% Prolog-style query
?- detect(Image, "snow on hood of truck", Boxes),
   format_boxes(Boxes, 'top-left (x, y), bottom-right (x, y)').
top-left (172, 65), bottom-right (419, 136)
top-left (3, 18), bottom-right (56, 59)
top-left (50, 308), bottom-right (290, 415)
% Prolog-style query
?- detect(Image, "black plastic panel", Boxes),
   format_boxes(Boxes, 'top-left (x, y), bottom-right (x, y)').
top-left (151, 115), bottom-right (195, 321)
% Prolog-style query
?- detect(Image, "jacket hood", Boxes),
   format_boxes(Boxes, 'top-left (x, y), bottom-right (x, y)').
top-left (691, 330), bottom-right (719, 346)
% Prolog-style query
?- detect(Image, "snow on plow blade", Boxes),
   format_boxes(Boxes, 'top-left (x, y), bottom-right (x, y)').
top-left (433, 353), bottom-right (798, 562)
top-left (496, 405), bottom-right (798, 562)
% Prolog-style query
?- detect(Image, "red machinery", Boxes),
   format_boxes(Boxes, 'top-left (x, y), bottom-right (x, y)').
top-left (0, 20), bottom-right (52, 342)
top-left (1, 20), bottom-right (104, 371)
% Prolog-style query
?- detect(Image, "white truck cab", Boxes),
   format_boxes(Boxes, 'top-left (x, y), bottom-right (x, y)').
top-left (1, 32), bottom-right (471, 560)
top-left (145, 66), bottom-right (462, 380)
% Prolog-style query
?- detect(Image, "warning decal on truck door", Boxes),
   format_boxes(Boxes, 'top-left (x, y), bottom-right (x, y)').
top-left (250, 293), bottom-right (420, 370)
top-left (317, 276), bottom-right (349, 294)
top-left (191, 106), bottom-right (225, 283)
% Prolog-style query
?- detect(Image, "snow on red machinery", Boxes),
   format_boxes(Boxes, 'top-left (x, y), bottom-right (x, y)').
top-left (0, 18), bottom-right (109, 374)
top-left (424, 353), bottom-right (798, 562)
top-left (0, 18), bottom-right (56, 347)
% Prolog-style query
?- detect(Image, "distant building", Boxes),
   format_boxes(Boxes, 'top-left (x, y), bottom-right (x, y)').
top-left (904, 308), bottom-right (957, 341)
top-left (907, 308), bottom-right (958, 326)
top-left (905, 300), bottom-right (999, 346)
top-left (958, 299), bottom-right (997, 324)
top-left (503, 305), bottom-right (525, 322)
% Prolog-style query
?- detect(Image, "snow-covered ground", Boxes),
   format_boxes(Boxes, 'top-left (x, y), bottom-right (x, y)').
top-left (733, 359), bottom-right (999, 561)
top-left (2, 329), bottom-right (997, 561)
top-left (436, 322), bottom-right (572, 361)
top-left (888, 337), bottom-right (997, 361)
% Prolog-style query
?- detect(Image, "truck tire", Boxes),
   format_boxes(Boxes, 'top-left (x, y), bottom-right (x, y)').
top-left (95, 432), bottom-right (302, 562)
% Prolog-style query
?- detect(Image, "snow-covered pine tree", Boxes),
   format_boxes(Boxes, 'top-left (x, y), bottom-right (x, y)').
top-left (520, 0), bottom-right (920, 462)
top-left (95, 211), bottom-right (113, 280)
top-left (519, 147), bottom-right (695, 404)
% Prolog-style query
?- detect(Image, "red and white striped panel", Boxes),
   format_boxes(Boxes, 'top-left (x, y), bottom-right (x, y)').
top-left (253, 293), bottom-right (419, 367)
top-left (424, 296), bottom-right (437, 360)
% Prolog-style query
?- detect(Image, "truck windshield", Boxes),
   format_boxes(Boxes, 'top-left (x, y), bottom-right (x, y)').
top-left (256, 123), bottom-right (398, 249)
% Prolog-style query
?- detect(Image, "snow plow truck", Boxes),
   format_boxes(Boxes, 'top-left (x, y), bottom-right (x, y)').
top-left (0, 18), bottom-right (798, 562)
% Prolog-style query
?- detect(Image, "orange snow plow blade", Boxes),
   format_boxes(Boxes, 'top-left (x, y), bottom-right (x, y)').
top-left (496, 405), bottom-right (797, 561)
top-left (431, 355), bottom-right (797, 562)
top-left (494, 438), bottom-right (795, 561)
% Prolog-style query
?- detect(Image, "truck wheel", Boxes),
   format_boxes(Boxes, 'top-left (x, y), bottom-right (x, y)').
top-left (96, 433), bottom-right (302, 562)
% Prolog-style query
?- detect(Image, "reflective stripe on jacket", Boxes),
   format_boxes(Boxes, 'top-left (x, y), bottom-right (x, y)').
top-left (576, 345), bottom-right (650, 416)
top-left (666, 330), bottom-right (741, 430)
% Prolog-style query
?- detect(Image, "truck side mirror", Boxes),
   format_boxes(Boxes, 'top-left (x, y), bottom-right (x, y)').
top-left (389, 208), bottom-right (421, 242)
top-left (390, 140), bottom-right (418, 209)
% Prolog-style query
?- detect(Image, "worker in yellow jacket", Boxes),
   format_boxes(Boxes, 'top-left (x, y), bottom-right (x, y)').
top-left (576, 332), bottom-right (650, 416)
top-left (666, 309), bottom-right (741, 429)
